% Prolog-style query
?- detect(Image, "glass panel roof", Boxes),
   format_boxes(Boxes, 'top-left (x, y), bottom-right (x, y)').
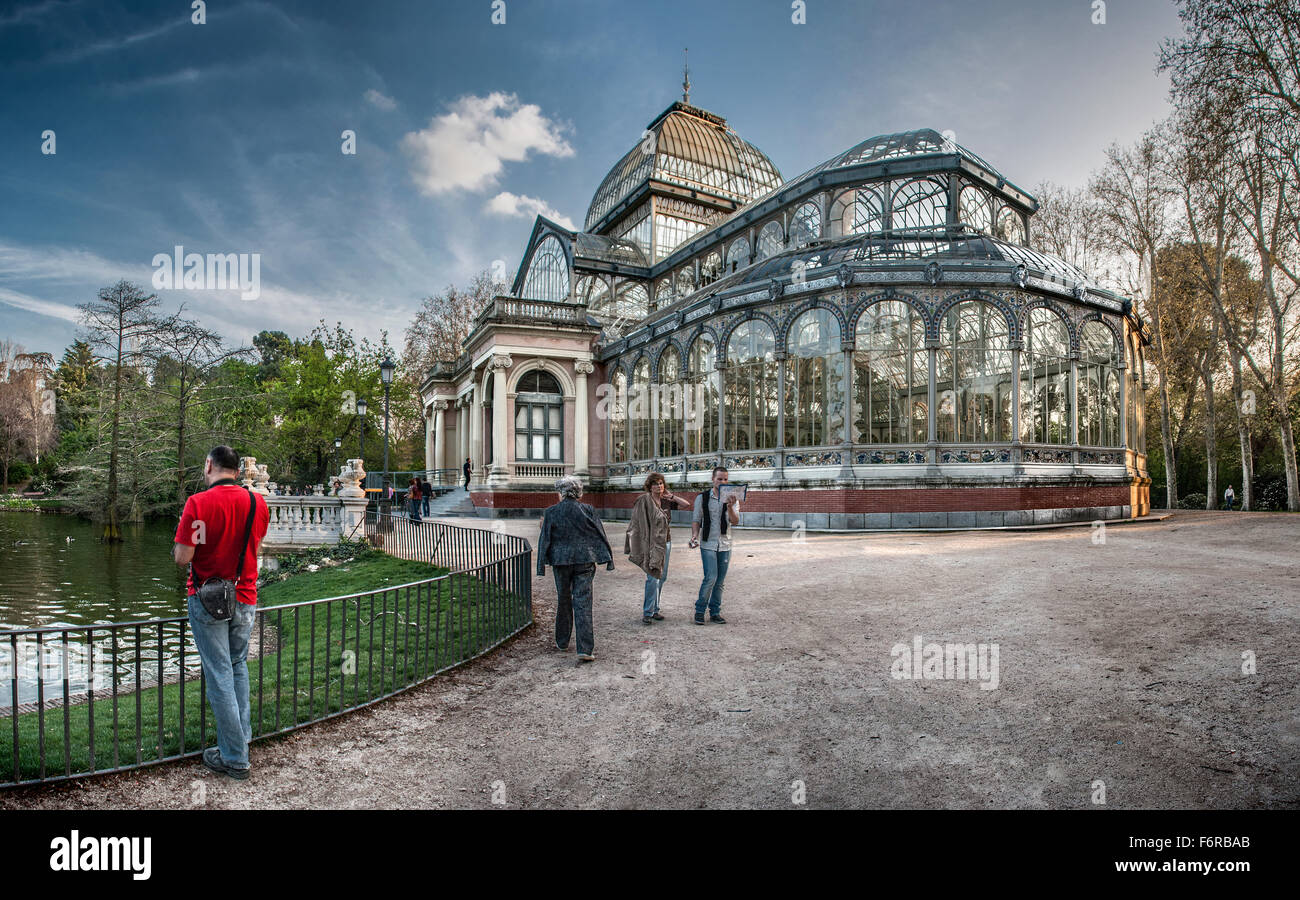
top-left (585, 103), bottom-right (783, 231)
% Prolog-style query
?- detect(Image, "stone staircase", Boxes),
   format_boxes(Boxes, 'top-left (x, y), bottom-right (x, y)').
top-left (427, 487), bottom-right (477, 518)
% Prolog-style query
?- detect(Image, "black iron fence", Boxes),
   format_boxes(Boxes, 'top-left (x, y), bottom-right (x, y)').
top-left (0, 515), bottom-right (531, 788)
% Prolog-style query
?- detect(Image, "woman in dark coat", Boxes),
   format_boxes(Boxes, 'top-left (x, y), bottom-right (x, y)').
top-left (536, 476), bottom-right (613, 662)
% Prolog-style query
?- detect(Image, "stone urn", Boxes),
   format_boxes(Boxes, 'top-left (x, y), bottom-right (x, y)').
top-left (239, 456), bottom-right (258, 488)
top-left (253, 464), bottom-right (271, 495)
top-left (337, 458), bottom-right (366, 499)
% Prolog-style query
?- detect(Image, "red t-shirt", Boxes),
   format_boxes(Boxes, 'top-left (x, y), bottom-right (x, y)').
top-left (175, 484), bottom-right (270, 605)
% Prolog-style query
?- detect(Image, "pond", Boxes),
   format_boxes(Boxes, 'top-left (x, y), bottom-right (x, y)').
top-left (0, 509), bottom-right (188, 631)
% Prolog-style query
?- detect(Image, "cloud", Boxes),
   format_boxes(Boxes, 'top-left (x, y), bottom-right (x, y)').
top-left (0, 287), bottom-right (81, 323)
top-left (400, 92), bottom-right (573, 196)
top-left (485, 192), bottom-right (574, 230)
top-left (364, 89), bottom-right (397, 111)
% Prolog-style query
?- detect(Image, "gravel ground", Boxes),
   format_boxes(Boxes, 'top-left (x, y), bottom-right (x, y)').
top-left (3, 509), bottom-right (1296, 810)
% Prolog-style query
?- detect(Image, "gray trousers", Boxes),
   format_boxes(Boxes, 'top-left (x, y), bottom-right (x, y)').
top-left (553, 563), bottom-right (596, 655)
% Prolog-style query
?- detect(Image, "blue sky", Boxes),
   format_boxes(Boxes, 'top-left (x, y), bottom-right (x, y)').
top-left (0, 0), bottom-right (1183, 359)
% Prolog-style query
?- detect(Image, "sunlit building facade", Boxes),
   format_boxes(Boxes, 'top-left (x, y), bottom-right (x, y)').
top-left (420, 99), bottom-right (1151, 528)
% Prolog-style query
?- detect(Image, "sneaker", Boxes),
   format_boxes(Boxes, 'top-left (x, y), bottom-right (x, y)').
top-left (577, 653), bottom-right (596, 662)
top-left (202, 746), bottom-right (250, 780)
top-left (651, 612), bottom-right (664, 621)
top-left (694, 613), bottom-right (705, 625)
top-left (710, 614), bottom-right (727, 624)
top-left (642, 616), bottom-right (653, 625)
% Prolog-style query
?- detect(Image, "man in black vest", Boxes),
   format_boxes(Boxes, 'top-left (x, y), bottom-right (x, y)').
top-left (688, 466), bottom-right (740, 625)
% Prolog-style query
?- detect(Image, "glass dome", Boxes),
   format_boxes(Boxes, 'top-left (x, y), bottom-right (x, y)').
top-left (584, 102), bottom-right (783, 231)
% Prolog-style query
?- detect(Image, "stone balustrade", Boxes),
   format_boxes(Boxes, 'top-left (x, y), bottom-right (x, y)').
top-left (241, 456), bottom-right (370, 551)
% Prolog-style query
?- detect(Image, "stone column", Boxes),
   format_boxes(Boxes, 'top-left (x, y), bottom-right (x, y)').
top-left (432, 400), bottom-right (447, 477)
top-left (714, 363), bottom-right (726, 456)
top-left (488, 354), bottom-right (512, 481)
top-left (469, 383), bottom-right (482, 480)
top-left (574, 359), bottom-right (593, 476)
top-left (457, 399), bottom-right (468, 476)
top-left (838, 341), bottom-right (855, 478)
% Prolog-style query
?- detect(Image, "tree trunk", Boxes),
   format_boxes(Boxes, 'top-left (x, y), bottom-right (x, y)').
top-left (1279, 398), bottom-right (1300, 512)
top-left (1157, 367), bottom-right (1177, 508)
top-left (103, 331), bottom-right (123, 542)
top-left (1202, 366), bottom-right (1216, 509)
top-left (1230, 352), bottom-right (1253, 511)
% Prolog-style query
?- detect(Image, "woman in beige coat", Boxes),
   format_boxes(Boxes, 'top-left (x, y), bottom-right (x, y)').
top-left (626, 472), bottom-right (692, 625)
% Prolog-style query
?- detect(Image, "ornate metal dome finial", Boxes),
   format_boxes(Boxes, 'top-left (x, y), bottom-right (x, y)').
top-left (682, 48), bottom-right (690, 104)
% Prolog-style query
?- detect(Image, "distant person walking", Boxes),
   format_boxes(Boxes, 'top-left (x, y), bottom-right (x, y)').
top-left (421, 477), bottom-right (432, 517)
top-left (173, 445), bottom-right (269, 780)
top-left (537, 476), bottom-right (613, 663)
top-left (408, 477), bottom-right (422, 523)
top-left (626, 472), bottom-right (692, 625)
top-left (688, 466), bottom-right (741, 625)
top-left (1224, 485), bottom-right (1236, 511)
top-left (463, 457), bottom-right (472, 490)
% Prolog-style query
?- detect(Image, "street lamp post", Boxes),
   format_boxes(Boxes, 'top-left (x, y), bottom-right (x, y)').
top-left (357, 396), bottom-right (368, 461)
top-left (332, 436), bottom-right (341, 491)
top-left (380, 358), bottom-right (395, 498)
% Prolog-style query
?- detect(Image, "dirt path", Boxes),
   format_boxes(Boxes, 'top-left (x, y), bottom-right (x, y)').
top-left (4, 510), bottom-right (1297, 809)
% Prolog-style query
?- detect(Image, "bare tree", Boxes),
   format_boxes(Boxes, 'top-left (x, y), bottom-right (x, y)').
top-left (144, 313), bottom-right (252, 505)
top-left (76, 280), bottom-right (165, 540)
top-left (401, 268), bottom-right (500, 378)
top-left (1091, 130), bottom-right (1185, 507)
top-left (1162, 0), bottom-right (1300, 509)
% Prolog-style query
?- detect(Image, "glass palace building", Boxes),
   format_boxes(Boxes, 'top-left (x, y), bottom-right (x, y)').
top-left (420, 98), bottom-right (1152, 528)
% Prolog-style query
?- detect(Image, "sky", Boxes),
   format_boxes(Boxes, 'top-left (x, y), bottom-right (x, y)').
top-left (0, 0), bottom-right (1184, 360)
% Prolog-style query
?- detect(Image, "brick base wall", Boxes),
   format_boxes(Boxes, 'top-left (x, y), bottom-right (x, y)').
top-left (470, 481), bottom-right (1141, 528)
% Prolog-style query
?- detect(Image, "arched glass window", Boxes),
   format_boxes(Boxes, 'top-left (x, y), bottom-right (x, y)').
top-left (675, 266), bottom-right (696, 299)
top-left (1020, 308), bottom-right (1071, 444)
top-left (891, 177), bottom-right (948, 231)
top-left (521, 234), bottom-right (570, 302)
top-left (853, 301), bottom-right (927, 444)
top-left (685, 334), bottom-right (717, 455)
top-left (613, 281), bottom-right (649, 320)
top-left (699, 251), bottom-right (722, 288)
top-left (630, 357), bottom-right (653, 460)
top-left (609, 369), bottom-right (628, 464)
top-left (657, 346), bottom-right (683, 458)
top-left (514, 369), bottom-right (563, 462)
top-left (829, 187), bottom-right (884, 238)
top-left (725, 237), bottom-right (751, 273)
top-left (995, 206), bottom-right (1026, 245)
top-left (1079, 322), bottom-right (1121, 447)
top-left (725, 320), bottom-right (778, 451)
top-left (755, 221), bottom-right (784, 261)
top-left (936, 301), bottom-right (1013, 443)
top-left (790, 201), bottom-right (822, 247)
top-left (959, 185), bottom-right (993, 233)
top-left (784, 308), bottom-right (843, 447)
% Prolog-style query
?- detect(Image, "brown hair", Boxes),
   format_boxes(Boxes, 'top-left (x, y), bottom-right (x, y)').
top-left (643, 472), bottom-right (666, 492)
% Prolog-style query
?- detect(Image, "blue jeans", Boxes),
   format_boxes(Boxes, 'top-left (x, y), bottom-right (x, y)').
top-left (188, 595), bottom-right (256, 769)
top-left (422, 495), bottom-right (430, 516)
top-left (643, 542), bottom-right (671, 617)
top-left (696, 548), bottom-right (731, 617)
top-left (553, 563), bottom-right (596, 655)
top-left (409, 497), bottom-right (422, 522)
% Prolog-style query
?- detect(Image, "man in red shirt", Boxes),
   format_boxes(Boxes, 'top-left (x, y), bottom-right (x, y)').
top-left (174, 446), bottom-right (269, 779)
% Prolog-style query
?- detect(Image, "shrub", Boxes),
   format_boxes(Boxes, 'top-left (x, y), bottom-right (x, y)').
top-left (1177, 492), bottom-right (1208, 510)
top-left (1256, 478), bottom-right (1288, 511)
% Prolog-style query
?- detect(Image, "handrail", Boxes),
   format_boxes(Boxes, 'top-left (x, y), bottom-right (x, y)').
top-left (1, 516), bottom-right (532, 788)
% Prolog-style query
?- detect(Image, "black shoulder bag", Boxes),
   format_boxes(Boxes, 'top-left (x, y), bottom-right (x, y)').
top-left (193, 487), bottom-right (257, 621)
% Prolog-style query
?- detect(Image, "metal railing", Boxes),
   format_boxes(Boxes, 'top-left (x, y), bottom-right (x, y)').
top-left (0, 516), bottom-right (531, 789)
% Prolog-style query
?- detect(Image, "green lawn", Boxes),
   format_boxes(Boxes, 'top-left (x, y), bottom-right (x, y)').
top-left (1, 550), bottom-right (530, 785)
